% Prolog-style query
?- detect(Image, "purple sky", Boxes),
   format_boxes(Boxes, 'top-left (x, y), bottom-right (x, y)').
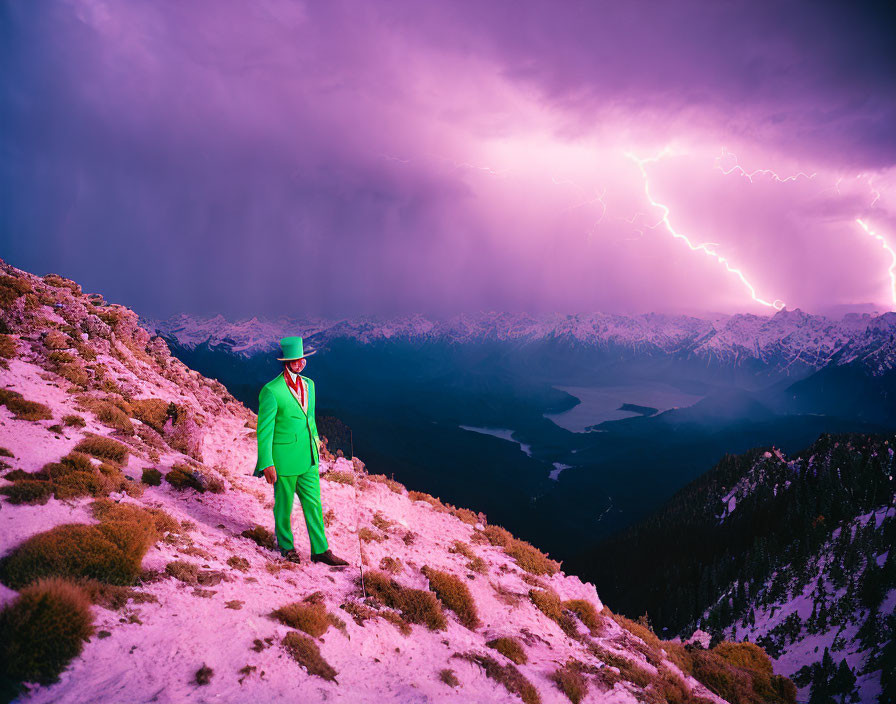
top-left (2, 0), bottom-right (895, 319)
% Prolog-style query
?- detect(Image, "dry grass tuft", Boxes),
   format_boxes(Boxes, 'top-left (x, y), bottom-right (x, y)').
top-left (421, 565), bottom-right (481, 630)
top-left (165, 463), bottom-right (225, 494)
top-left (379, 556), bottom-right (403, 574)
top-left (165, 560), bottom-right (199, 584)
top-left (452, 651), bottom-right (541, 704)
top-left (452, 507), bottom-right (480, 525)
top-left (367, 473), bottom-right (405, 493)
top-left (141, 467), bottom-right (162, 486)
top-left (73, 434), bottom-right (129, 464)
top-left (282, 632), bottom-right (338, 682)
top-left (439, 668), bottom-right (460, 687)
top-left (194, 664), bottom-right (214, 685)
top-left (0, 334), bottom-right (18, 362)
top-left (528, 589), bottom-right (579, 638)
top-left (0, 388), bottom-right (53, 421)
top-left (407, 490), bottom-right (451, 512)
top-left (0, 500), bottom-right (164, 589)
top-left (76, 397), bottom-right (134, 434)
top-left (271, 601), bottom-right (330, 638)
top-left (486, 636), bottom-right (528, 665)
top-left (326, 470), bottom-right (356, 485)
top-left (359, 527), bottom-right (386, 543)
top-left (362, 570), bottom-right (446, 631)
top-left (241, 525), bottom-right (278, 551)
top-left (130, 398), bottom-right (174, 433)
top-left (371, 511), bottom-right (394, 532)
top-left (503, 539), bottom-right (560, 576)
top-left (0, 577), bottom-right (94, 697)
top-left (0, 479), bottom-right (53, 505)
top-left (564, 599), bottom-right (604, 635)
top-left (227, 556), bottom-right (250, 572)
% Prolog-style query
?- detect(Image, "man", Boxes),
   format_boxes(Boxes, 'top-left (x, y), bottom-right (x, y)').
top-left (254, 336), bottom-right (348, 566)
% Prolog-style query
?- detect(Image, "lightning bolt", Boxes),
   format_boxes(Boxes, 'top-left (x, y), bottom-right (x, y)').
top-left (856, 219), bottom-right (896, 306)
top-left (718, 149), bottom-right (891, 306)
top-left (715, 147), bottom-right (816, 184)
top-left (626, 149), bottom-right (786, 310)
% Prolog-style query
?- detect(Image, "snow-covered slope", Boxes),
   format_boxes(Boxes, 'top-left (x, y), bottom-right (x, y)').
top-left (142, 308), bottom-right (896, 379)
top-left (0, 261), bottom-right (784, 703)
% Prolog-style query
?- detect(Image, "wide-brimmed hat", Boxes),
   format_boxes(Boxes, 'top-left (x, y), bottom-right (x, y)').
top-left (277, 336), bottom-right (317, 361)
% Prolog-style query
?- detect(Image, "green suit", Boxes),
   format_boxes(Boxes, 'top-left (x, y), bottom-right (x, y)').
top-left (254, 372), bottom-right (328, 554)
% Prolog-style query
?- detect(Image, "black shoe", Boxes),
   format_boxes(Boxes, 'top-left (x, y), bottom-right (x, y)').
top-left (311, 549), bottom-right (349, 567)
top-left (279, 548), bottom-right (302, 563)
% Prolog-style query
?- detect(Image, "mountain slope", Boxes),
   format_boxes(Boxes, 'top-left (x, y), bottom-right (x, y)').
top-left (144, 308), bottom-right (895, 383)
top-left (569, 432), bottom-right (895, 703)
top-left (0, 260), bottom-right (793, 703)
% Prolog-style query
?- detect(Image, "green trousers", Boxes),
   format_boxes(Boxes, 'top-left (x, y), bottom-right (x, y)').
top-left (273, 468), bottom-right (329, 554)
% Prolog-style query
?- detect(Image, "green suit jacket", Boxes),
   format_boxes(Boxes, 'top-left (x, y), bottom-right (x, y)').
top-left (254, 372), bottom-right (320, 477)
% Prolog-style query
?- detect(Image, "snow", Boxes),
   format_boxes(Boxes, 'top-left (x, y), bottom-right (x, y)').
top-left (144, 309), bottom-right (896, 380)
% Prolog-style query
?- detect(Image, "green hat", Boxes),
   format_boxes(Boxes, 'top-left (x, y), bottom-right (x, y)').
top-left (277, 336), bottom-right (317, 361)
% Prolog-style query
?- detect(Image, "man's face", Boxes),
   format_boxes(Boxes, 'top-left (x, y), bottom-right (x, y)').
top-left (286, 358), bottom-right (306, 374)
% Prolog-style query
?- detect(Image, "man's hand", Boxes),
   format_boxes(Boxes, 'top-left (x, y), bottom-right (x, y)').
top-left (263, 465), bottom-right (277, 485)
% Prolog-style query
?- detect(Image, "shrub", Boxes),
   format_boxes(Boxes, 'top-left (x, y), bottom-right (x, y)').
top-left (194, 664), bottom-right (213, 685)
top-left (0, 501), bottom-right (166, 589)
top-left (89, 498), bottom-right (179, 534)
top-left (451, 652), bottom-right (540, 704)
top-left (74, 434), bottom-right (129, 464)
top-left (0, 334), bottom-right (18, 360)
top-left (486, 636), bottom-right (527, 665)
top-left (504, 539), bottom-right (561, 576)
top-left (450, 541), bottom-right (475, 559)
top-left (0, 578), bottom-right (94, 698)
top-left (371, 512), bottom-right (394, 531)
top-left (43, 330), bottom-right (70, 350)
top-left (62, 414), bottom-right (86, 427)
top-left (0, 274), bottom-right (32, 307)
top-left (439, 668), bottom-right (460, 687)
top-left (166, 561), bottom-right (200, 584)
top-left (141, 467), bottom-right (162, 486)
top-left (42, 273), bottom-right (81, 294)
top-left (0, 479), bottom-right (53, 505)
top-left (326, 470), bottom-right (355, 486)
top-left (379, 556), bottom-right (403, 574)
top-left (271, 601), bottom-right (330, 637)
top-left (381, 610), bottom-right (412, 635)
top-left (52, 470), bottom-right (110, 500)
top-left (0, 447), bottom-right (12, 457)
top-left (551, 660), bottom-right (589, 704)
top-left (76, 397), bottom-right (134, 434)
top-left (367, 473), bottom-right (405, 493)
top-left (421, 565), bottom-right (480, 630)
top-left (165, 464), bottom-right (224, 493)
top-left (227, 556), bottom-right (250, 572)
top-left (130, 398), bottom-right (174, 433)
top-left (282, 632), bottom-right (337, 682)
top-left (242, 525), bottom-right (278, 551)
top-left (57, 362), bottom-right (89, 388)
top-left (564, 599), bottom-right (603, 635)
top-left (528, 589), bottom-right (578, 638)
top-left (362, 571), bottom-right (446, 631)
top-left (468, 556), bottom-right (488, 574)
top-left (480, 525), bottom-right (513, 547)
top-left (684, 642), bottom-right (796, 704)
top-left (452, 507), bottom-right (479, 525)
top-left (0, 388), bottom-right (53, 421)
top-left (359, 527), bottom-right (386, 543)
top-left (408, 490), bottom-right (449, 511)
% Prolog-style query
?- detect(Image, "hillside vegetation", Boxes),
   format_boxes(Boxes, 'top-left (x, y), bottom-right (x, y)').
top-left (0, 258), bottom-right (792, 703)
